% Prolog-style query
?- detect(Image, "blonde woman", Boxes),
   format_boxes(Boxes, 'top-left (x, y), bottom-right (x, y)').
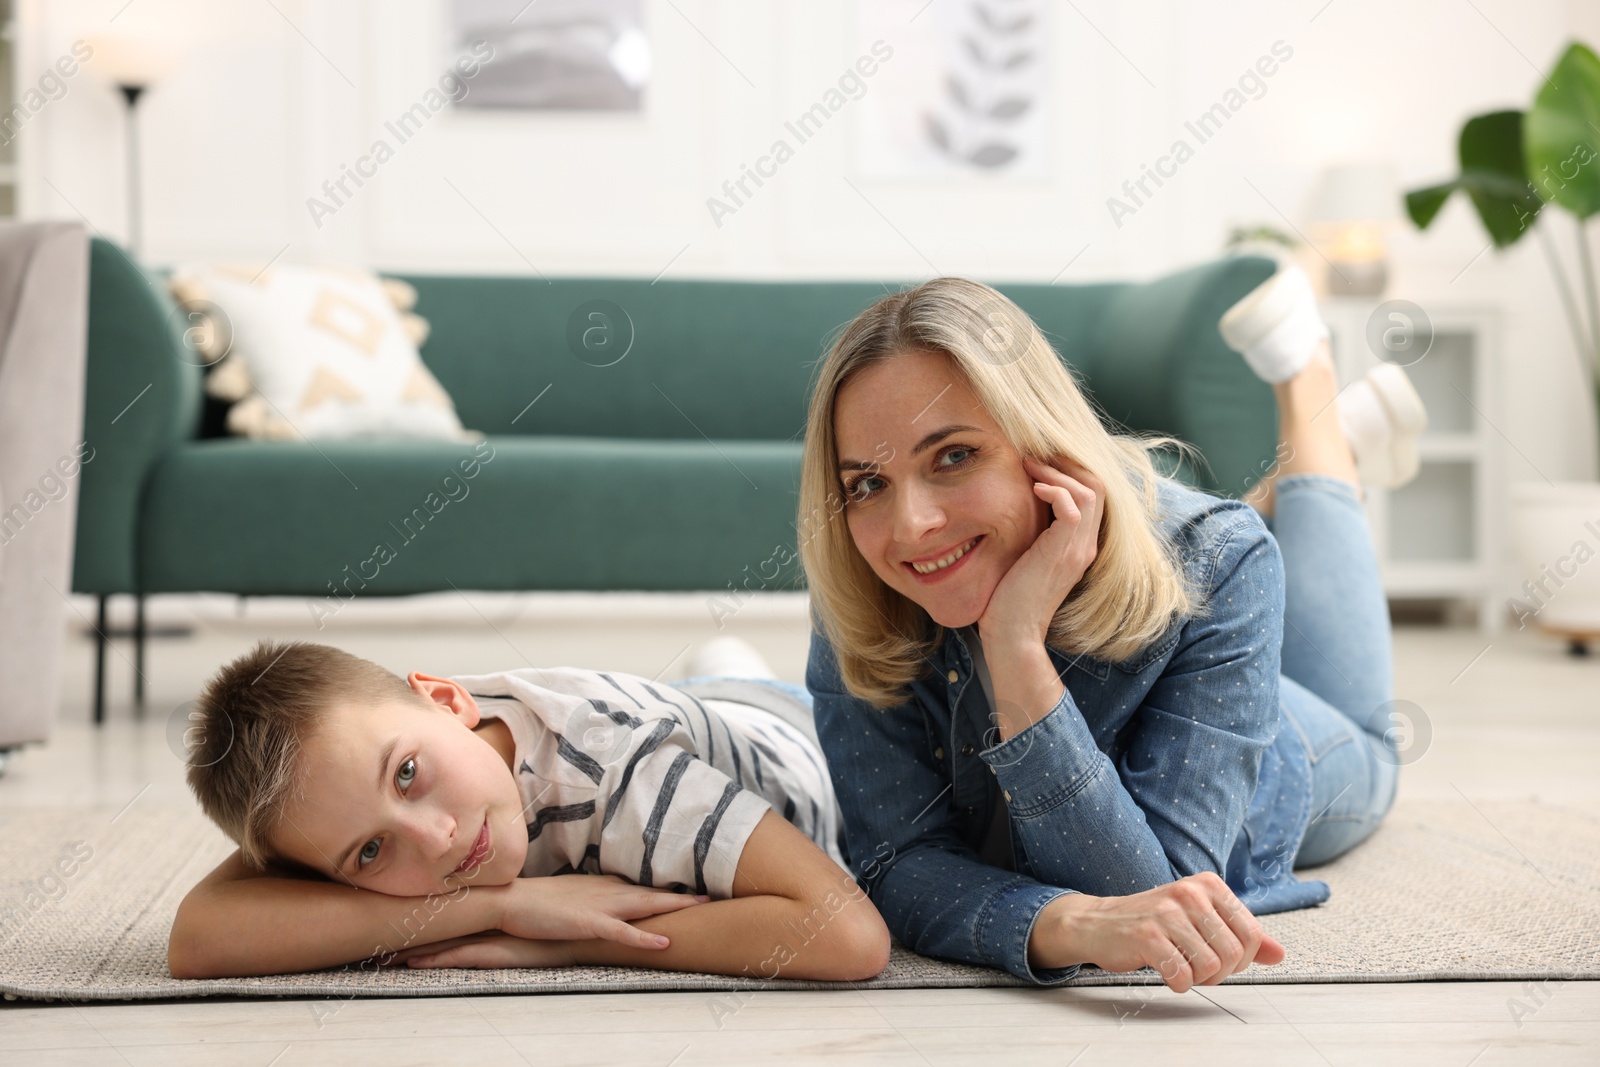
top-left (798, 268), bottom-right (1426, 991)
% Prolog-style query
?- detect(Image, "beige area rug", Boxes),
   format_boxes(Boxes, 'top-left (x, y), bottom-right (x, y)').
top-left (2, 798), bottom-right (1597, 1003)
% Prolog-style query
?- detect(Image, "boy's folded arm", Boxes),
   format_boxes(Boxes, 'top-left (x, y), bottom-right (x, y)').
top-left (549, 811), bottom-right (891, 982)
top-left (167, 847), bottom-right (506, 979)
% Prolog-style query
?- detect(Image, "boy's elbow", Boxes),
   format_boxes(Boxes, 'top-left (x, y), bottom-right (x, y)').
top-left (862, 909), bottom-right (894, 979)
top-left (167, 926), bottom-right (209, 980)
top-left (169, 925), bottom-right (251, 980)
top-left (167, 947), bottom-right (205, 980)
top-left (822, 904), bottom-right (892, 981)
top-left (167, 893), bottom-right (224, 980)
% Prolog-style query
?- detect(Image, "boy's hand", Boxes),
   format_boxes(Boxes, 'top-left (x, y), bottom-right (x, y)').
top-left (494, 874), bottom-right (709, 949)
top-left (395, 933), bottom-right (576, 970)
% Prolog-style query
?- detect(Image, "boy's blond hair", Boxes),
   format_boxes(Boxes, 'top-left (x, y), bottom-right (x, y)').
top-left (186, 640), bottom-right (424, 873)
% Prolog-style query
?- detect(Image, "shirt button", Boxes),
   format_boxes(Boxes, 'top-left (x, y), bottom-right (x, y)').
top-left (934, 747), bottom-right (944, 761)
top-left (961, 743), bottom-right (975, 756)
top-left (965, 805), bottom-right (976, 815)
top-left (947, 669), bottom-right (959, 683)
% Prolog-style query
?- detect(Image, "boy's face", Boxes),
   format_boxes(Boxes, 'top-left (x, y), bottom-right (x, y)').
top-left (267, 673), bottom-right (529, 898)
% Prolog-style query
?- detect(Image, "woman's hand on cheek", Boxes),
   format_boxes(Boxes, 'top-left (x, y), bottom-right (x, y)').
top-left (977, 455), bottom-right (1104, 648)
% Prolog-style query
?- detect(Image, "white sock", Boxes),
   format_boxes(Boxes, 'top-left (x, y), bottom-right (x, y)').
top-left (1219, 264), bottom-right (1331, 384)
top-left (686, 636), bottom-right (778, 680)
top-left (1335, 365), bottom-right (1427, 488)
top-left (1336, 378), bottom-right (1389, 474)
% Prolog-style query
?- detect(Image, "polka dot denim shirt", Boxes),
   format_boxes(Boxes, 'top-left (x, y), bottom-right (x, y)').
top-left (808, 478), bottom-right (1331, 985)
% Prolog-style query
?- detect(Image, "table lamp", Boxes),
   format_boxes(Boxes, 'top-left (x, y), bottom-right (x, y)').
top-left (1309, 162), bottom-right (1400, 297)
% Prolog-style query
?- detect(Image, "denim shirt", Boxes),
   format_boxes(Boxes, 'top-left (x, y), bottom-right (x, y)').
top-left (807, 477), bottom-right (1331, 985)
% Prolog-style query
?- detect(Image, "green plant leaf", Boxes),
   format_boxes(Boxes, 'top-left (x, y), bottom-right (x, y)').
top-left (1460, 111), bottom-right (1544, 246)
top-left (1403, 111), bottom-right (1543, 247)
top-left (1525, 42), bottom-right (1600, 219)
top-left (1405, 182), bottom-right (1456, 229)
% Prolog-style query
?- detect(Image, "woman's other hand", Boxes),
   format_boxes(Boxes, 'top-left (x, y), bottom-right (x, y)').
top-left (1029, 872), bottom-right (1286, 993)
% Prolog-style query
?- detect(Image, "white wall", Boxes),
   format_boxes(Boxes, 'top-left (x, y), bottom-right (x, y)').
top-left (15, 0), bottom-right (1600, 601)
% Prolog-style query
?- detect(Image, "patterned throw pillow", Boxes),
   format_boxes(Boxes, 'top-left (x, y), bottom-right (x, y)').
top-left (167, 263), bottom-right (476, 442)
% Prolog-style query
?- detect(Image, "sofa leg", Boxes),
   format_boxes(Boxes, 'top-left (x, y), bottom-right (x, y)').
top-left (94, 595), bottom-right (108, 726)
top-left (134, 594), bottom-right (147, 714)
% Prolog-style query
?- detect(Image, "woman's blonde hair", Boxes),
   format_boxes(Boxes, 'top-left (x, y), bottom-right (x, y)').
top-left (799, 277), bottom-right (1200, 707)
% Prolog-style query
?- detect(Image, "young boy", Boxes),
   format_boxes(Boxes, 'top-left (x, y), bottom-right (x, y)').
top-left (169, 639), bottom-right (890, 982)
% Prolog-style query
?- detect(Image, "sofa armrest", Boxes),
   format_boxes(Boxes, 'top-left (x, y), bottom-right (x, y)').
top-left (72, 238), bottom-right (202, 594)
top-left (1084, 255), bottom-right (1280, 496)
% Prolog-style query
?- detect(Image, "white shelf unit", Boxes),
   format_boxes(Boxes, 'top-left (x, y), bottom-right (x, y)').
top-left (1321, 298), bottom-right (1504, 632)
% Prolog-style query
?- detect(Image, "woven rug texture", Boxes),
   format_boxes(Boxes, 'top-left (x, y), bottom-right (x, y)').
top-left (1, 797), bottom-right (1596, 1002)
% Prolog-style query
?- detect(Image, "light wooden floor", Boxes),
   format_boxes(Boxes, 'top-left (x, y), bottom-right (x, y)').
top-left (2, 594), bottom-right (1597, 1065)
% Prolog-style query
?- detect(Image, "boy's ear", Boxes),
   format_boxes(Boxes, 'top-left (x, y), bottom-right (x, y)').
top-left (406, 672), bottom-right (481, 726)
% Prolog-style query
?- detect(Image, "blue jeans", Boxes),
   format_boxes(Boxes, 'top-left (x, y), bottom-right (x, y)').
top-left (1266, 474), bottom-right (1400, 868)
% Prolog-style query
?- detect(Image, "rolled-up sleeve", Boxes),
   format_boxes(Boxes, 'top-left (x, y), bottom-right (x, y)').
top-left (807, 629), bottom-right (1082, 985)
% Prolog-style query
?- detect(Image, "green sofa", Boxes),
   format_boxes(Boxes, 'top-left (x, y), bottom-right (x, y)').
top-left (73, 238), bottom-right (1279, 720)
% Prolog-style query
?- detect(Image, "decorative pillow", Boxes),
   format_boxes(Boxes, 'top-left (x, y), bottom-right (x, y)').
top-left (168, 263), bottom-right (472, 442)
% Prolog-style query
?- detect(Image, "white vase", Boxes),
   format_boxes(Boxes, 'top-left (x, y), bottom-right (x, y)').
top-left (1509, 482), bottom-right (1600, 648)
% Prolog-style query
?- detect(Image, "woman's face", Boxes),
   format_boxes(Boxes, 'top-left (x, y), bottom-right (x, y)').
top-left (833, 349), bottom-right (1050, 629)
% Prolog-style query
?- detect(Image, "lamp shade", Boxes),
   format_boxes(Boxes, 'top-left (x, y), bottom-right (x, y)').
top-left (1309, 162), bottom-right (1400, 224)
top-left (83, 33), bottom-right (181, 88)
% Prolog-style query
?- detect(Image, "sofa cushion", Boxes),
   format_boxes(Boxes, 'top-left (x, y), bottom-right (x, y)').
top-left (138, 437), bottom-right (804, 597)
top-left (169, 262), bottom-right (471, 442)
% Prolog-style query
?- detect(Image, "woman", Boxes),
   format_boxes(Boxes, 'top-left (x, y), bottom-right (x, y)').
top-left (798, 267), bottom-right (1425, 990)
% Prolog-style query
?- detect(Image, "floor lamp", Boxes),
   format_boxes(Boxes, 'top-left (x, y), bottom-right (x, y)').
top-left (85, 35), bottom-right (176, 260)
top-left (83, 35), bottom-right (177, 717)
top-left (117, 83), bottom-right (145, 257)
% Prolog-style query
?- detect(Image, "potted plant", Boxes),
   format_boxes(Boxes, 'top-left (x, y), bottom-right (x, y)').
top-left (1406, 41), bottom-right (1600, 652)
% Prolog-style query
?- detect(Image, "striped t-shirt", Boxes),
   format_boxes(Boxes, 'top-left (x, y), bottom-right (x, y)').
top-left (448, 667), bottom-right (846, 899)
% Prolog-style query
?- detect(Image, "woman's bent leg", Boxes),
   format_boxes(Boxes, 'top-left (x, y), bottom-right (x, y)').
top-left (1281, 677), bottom-right (1397, 867)
top-left (1267, 473), bottom-right (1394, 742)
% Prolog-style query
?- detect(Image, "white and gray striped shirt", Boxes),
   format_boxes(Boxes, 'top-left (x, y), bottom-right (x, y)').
top-left (448, 667), bottom-right (846, 899)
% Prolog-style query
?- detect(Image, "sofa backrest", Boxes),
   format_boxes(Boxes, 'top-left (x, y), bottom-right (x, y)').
top-left (395, 276), bottom-right (1132, 445)
top-left (397, 260), bottom-right (1279, 494)
top-left (400, 277), bottom-right (918, 443)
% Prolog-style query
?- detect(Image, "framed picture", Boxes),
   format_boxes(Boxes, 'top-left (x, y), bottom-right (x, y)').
top-left (857, 0), bottom-right (1048, 177)
top-left (452, 0), bottom-right (650, 111)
